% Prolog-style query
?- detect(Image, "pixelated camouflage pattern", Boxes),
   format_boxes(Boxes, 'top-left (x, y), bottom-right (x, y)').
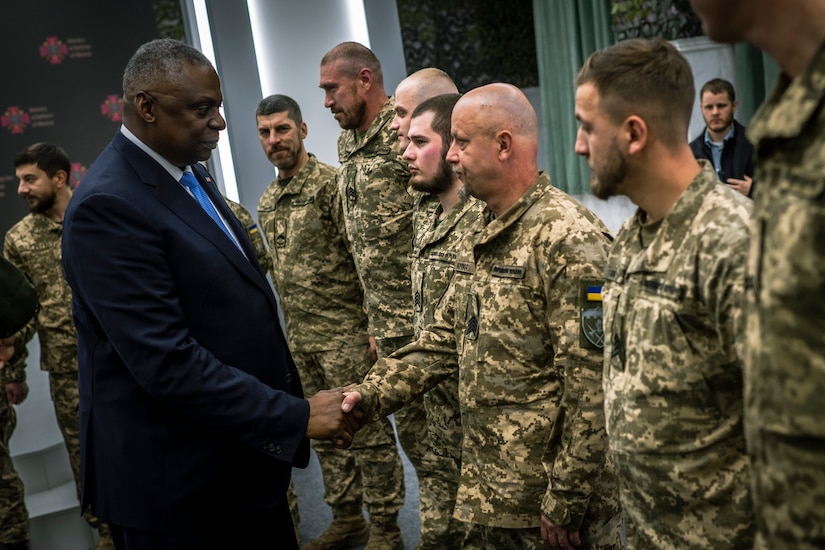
top-left (0, 396), bottom-right (29, 544)
top-left (411, 193), bottom-right (485, 547)
top-left (355, 173), bottom-right (621, 535)
top-left (258, 154), bottom-right (370, 352)
top-left (744, 43), bottom-right (825, 550)
top-left (3, 213), bottom-right (107, 535)
top-left (293, 344), bottom-right (404, 519)
top-left (224, 197), bottom-right (272, 274)
top-left (336, 97), bottom-right (417, 340)
top-left (257, 153), bottom-right (404, 518)
top-left (4, 214), bottom-right (77, 375)
top-left (603, 162), bottom-right (754, 549)
top-left (463, 521), bottom-right (623, 550)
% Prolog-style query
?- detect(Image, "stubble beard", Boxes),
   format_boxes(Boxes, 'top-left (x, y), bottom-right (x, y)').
top-left (589, 140), bottom-right (628, 201)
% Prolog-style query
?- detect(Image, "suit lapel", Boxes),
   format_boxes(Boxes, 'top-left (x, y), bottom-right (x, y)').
top-left (114, 134), bottom-right (276, 306)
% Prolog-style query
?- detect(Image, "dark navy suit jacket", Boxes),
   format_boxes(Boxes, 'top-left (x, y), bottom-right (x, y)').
top-left (62, 131), bottom-right (310, 530)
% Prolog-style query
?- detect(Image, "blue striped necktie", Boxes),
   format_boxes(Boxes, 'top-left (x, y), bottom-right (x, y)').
top-left (179, 171), bottom-right (236, 244)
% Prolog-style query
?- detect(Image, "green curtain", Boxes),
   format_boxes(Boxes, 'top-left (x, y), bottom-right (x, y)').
top-left (733, 42), bottom-right (781, 124)
top-left (532, 0), bottom-right (614, 194)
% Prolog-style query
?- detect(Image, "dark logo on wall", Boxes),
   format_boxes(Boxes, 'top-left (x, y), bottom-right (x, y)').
top-left (40, 37), bottom-right (69, 64)
top-left (1, 106), bottom-right (30, 134)
top-left (101, 95), bottom-right (123, 122)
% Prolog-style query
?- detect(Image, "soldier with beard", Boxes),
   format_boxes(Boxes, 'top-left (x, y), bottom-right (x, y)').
top-left (575, 38), bottom-right (754, 549)
top-left (255, 94), bottom-right (405, 550)
top-left (402, 93), bottom-right (482, 548)
top-left (3, 142), bottom-right (113, 550)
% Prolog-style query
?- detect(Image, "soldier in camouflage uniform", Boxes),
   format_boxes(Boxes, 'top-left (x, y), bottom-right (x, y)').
top-left (392, 70), bottom-right (473, 549)
top-left (404, 93), bottom-right (482, 549)
top-left (574, 38), bottom-right (755, 548)
top-left (319, 41), bottom-right (419, 550)
top-left (690, 2), bottom-right (825, 548)
top-left (4, 143), bottom-right (113, 550)
top-left (254, 94), bottom-right (405, 550)
top-left (0, 257), bottom-right (38, 550)
top-left (223, 197), bottom-right (272, 274)
top-left (343, 84), bottom-right (622, 550)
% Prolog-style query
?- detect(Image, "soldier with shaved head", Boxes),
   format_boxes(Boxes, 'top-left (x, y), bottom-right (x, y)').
top-left (344, 83), bottom-right (622, 549)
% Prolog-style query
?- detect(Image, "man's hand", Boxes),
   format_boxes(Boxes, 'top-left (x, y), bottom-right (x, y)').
top-left (0, 337), bottom-right (15, 370)
top-left (341, 389), bottom-right (362, 414)
top-left (727, 175), bottom-right (752, 196)
top-left (306, 388), bottom-right (360, 449)
top-left (540, 514), bottom-right (581, 549)
top-left (5, 381), bottom-right (29, 406)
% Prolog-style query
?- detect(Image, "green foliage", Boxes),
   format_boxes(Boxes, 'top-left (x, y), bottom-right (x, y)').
top-left (153, 0), bottom-right (186, 41)
top-left (611, 0), bottom-right (702, 41)
top-left (396, 0), bottom-right (538, 90)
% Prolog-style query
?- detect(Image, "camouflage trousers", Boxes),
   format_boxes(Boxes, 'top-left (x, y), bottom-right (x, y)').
top-left (463, 523), bottom-right (625, 550)
top-left (48, 371), bottom-right (108, 535)
top-left (0, 396), bottom-right (28, 545)
top-left (377, 334), bottom-right (468, 547)
top-left (293, 344), bottom-right (405, 520)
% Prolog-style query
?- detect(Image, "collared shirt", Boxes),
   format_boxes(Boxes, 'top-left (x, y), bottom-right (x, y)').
top-left (704, 124), bottom-right (735, 177)
top-left (119, 125), bottom-right (241, 246)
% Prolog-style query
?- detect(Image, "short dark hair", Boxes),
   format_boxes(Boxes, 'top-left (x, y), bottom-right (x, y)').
top-left (700, 78), bottom-right (736, 103)
top-left (14, 142), bottom-right (71, 180)
top-left (411, 93), bottom-right (461, 156)
top-left (256, 94), bottom-right (303, 126)
top-left (576, 38), bottom-right (695, 148)
top-left (320, 41), bottom-right (383, 85)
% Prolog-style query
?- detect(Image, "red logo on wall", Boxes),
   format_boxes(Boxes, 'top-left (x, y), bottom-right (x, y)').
top-left (101, 95), bottom-right (123, 122)
top-left (1, 107), bottom-right (30, 134)
top-left (71, 162), bottom-right (88, 189)
top-left (40, 37), bottom-right (69, 64)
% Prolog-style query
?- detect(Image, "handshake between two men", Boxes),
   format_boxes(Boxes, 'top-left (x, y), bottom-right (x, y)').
top-left (306, 387), bottom-right (367, 449)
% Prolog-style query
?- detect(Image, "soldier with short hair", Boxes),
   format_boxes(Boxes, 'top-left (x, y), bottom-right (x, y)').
top-left (575, 38), bottom-right (754, 549)
top-left (4, 142), bottom-right (113, 550)
top-left (319, 42), bottom-right (417, 550)
top-left (256, 93), bottom-right (405, 550)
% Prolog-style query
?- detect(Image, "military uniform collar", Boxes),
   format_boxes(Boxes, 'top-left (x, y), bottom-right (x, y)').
top-left (748, 40), bottom-right (825, 142)
top-left (338, 97), bottom-right (396, 159)
top-left (475, 172), bottom-right (550, 246)
top-left (623, 161), bottom-right (718, 273)
top-left (275, 153), bottom-right (319, 197)
top-left (30, 211), bottom-right (64, 232)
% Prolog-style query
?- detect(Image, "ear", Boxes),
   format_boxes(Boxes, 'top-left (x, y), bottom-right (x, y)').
top-left (357, 68), bottom-right (372, 90)
top-left (732, 100), bottom-right (738, 113)
top-left (134, 91), bottom-right (157, 123)
top-left (624, 115), bottom-right (648, 156)
top-left (53, 169), bottom-right (69, 188)
top-left (495, 130), bottom-right (514, 160)
top-left (300, 121), bottom-right (308, 139)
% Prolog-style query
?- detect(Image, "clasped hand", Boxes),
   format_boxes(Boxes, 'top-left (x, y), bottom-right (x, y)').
top-left (306, 388), bottom-right (364, 449)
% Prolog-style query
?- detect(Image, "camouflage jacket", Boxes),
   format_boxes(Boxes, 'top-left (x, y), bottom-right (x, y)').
top-left (411, 194), bottom-right (485, 338)
top-left (4, 213), bottom-right (77, 377)
top-left (337, 97), bottom-right (416, 340)
top-left (258, 154), bottom-right (369, 352)
top-left (356, 173), bottom-right (619, 530)
top-left (224, 197), bottom-right (272, 274)
top-left (603, 162), bottom-right (754, 548)
top-left (745, 42), bottom-right (825, 545)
